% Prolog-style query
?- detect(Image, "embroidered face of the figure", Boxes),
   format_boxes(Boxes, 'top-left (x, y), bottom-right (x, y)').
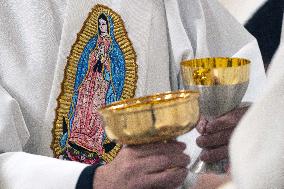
top-left (98, 14), bottom-right (109, 35)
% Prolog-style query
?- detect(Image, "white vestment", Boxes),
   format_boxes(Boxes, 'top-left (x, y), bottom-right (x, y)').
top-left (0, 0), bottom-right (266, 188)
top-left (222, 15), bottom-right (284, 189)
top-left (218, 0), bottom-right (267, 24)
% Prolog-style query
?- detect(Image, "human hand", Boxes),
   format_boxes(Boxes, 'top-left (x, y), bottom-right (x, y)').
top-left (196, 106), bottom-right (249, 163)
top-left (93, 141), bottom-right (190, 189)
top-left (191, 173), bottom-right (231, 189)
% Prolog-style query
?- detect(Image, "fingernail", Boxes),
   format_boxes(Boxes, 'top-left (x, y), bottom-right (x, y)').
top-left (199, 126), bottom-right (205, 134)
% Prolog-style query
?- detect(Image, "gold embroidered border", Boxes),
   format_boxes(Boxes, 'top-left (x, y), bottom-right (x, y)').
top-left (51, 4), bottom-right (138, 160)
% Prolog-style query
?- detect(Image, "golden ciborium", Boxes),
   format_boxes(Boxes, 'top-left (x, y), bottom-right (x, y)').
top-left (181, 57), bottom-right (250, 174)
top-left (99, 90), bottom-right (200, 145)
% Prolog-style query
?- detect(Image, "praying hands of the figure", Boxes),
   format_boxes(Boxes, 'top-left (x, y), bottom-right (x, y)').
top-left (195, 105), bottom-right (250, 165)
top-left (93, 141), bottom-right (190, 189)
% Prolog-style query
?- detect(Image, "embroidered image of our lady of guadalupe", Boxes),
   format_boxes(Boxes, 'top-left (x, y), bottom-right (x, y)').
top-left (51, 5), bottom-right (137, 165)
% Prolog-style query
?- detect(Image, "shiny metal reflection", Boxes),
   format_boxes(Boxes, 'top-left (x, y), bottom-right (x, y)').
top-left (185, 82), bottom-right (249, 118)
top-left (99, 90), bottom-right (200, 145)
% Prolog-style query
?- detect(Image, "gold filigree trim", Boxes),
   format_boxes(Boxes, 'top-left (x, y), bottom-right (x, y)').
top-left (51, 4), bottom-right (137, 161)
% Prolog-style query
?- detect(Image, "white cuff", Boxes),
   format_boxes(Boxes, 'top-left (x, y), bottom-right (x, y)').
top-left (0, 152), bottom-right (88, 189)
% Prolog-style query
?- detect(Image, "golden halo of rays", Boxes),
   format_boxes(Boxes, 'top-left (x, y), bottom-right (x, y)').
top-left (51, 4), bottom-right (138, 163)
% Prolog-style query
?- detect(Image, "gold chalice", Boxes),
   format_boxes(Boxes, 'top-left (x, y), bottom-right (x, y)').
top-left (181, 57), bottom-right (250, 174)
top-left (99, 90), bottom-right (200, 145)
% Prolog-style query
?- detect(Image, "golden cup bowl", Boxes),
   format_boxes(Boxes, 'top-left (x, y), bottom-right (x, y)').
top-left (99, 90), bottom-right (200, 145)
top-left (181, 57), bottom-right (250, 86)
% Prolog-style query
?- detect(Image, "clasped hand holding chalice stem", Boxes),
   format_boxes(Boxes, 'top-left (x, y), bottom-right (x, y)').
top-left (99, 57), bottom-right (250, 175)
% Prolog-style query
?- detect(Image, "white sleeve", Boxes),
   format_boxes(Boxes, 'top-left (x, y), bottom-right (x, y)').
top-left (164, 0), bottom-right (266, 100)
top-left (0, 86), bottom-right (87, 189)
top-left (229, 57), bottom-right (284, 189)
top-left (229, 17), bottom-right (284, 189)
top-left (0, 152), bottom-right (87, 189)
